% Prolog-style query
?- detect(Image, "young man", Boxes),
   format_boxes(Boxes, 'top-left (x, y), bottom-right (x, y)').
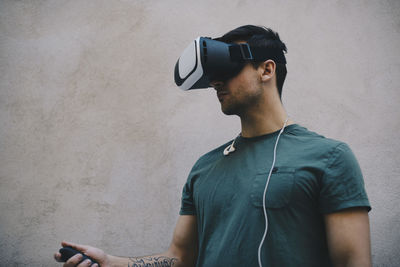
top-left (55, 25), bottom-right (371, 267)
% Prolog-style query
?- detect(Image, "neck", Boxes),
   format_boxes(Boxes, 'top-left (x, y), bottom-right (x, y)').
top-left (239, 93), bottom-right (294, 138)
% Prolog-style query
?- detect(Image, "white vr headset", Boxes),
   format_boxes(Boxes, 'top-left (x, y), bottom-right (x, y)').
top-left (174, 37), bottom-right (286, 90)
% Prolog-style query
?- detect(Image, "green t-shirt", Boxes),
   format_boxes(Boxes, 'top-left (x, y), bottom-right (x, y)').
top-left (180, 124), bottom-right (370, 267)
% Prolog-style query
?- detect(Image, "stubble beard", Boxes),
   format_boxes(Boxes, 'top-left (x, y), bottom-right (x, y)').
top-left (220, 86), bottom-right (263, 116)
top-left (220, 99), bottom-right (240, 115)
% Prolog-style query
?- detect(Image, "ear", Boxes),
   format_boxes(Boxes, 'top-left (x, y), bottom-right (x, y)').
top-left (259, 60), bottom-right (276, 82)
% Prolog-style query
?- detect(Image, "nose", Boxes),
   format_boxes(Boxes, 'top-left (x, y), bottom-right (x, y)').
top-left (210, 80), bottom-right (224, 90)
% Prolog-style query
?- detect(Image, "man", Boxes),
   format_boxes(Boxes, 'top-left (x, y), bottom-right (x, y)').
top-left (55, 25), bottom-right (371, 267)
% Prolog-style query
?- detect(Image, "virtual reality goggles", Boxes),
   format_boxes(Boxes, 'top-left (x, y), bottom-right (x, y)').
top-left (174, 37), bottom-right (286, 90)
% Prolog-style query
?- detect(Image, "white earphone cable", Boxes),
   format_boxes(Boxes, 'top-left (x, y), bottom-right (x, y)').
top-left (257, 117), bottom-right (289, 267)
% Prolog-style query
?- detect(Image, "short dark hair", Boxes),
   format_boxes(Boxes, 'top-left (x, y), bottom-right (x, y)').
top-left (216, 25), bottom-right (288, 98)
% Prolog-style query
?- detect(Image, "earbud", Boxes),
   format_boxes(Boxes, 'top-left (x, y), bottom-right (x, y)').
top-left (223, 144), bottom-right (236, 156)
top-left (261, 74), bottom-right (270, 82)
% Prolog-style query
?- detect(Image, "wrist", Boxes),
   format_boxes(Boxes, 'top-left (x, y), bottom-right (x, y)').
top-left (106, 254), bottom-right (130, 267)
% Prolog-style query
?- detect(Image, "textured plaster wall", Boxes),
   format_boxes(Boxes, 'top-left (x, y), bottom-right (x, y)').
top-left (0, 0), bottom-right (399, 266)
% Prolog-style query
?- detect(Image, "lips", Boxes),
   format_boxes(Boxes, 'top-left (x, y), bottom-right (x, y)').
top-left (217, 91), bottom-right (229, 101)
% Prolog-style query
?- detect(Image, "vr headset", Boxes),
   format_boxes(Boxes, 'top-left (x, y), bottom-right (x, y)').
top-left (174, 37), bottom-right (286, 90)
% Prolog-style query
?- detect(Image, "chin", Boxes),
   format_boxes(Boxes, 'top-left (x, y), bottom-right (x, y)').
top-left (220, 101), bottom-right (243, 116)
top-left (221, 106), bottom-right (237, 116)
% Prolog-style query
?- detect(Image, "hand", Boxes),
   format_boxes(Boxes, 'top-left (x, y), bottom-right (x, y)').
top-left (54, 241), bottom-right (110, 267)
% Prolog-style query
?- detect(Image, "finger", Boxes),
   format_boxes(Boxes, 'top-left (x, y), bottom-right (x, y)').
top-left (64, 253), bottom-right (83, 267)
top-left (77, 259), bottom-right (92, 267)
top-left (54, 252), bottom-right (62, 262)
top-left (91, 264), bottom-right (99, 267)
top-left (62, 241), bottom-right (90, 253)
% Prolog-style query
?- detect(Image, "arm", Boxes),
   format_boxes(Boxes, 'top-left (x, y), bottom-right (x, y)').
top-left (324, 207), bottom-right (372, 267)
top-left (54, 215), bottom-right (198, 267)
top-left (113, 214), bottom-right (198, 267)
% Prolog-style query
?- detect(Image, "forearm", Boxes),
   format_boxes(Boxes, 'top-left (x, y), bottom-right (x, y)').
top-left (108, 252), bottom-right (179, 267)
top-left (106, 215), bottom-right (197, 267)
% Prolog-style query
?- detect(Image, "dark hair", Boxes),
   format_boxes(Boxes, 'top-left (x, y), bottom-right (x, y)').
top-left (216, 25), bottom-right (287, 98)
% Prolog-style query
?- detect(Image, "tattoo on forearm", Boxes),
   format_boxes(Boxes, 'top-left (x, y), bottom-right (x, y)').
top-left (128, 256), bottom-right (178, 267)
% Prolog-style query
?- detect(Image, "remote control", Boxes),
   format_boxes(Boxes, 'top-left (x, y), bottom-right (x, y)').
top-left (59, 246), bottom-right (98, 265)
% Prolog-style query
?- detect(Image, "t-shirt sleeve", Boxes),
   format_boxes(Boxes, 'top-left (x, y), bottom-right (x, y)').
top-left (319, 143), bottom-right (371, 214)
top-left (179, 168), bottom-right (197, 216)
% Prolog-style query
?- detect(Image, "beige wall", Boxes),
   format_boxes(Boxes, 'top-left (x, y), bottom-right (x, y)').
top-left (1, 0), bottom-right (399, 266)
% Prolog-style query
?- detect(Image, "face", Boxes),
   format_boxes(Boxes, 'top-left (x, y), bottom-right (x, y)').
top-left (211, 63), bottom-right (263, 116)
